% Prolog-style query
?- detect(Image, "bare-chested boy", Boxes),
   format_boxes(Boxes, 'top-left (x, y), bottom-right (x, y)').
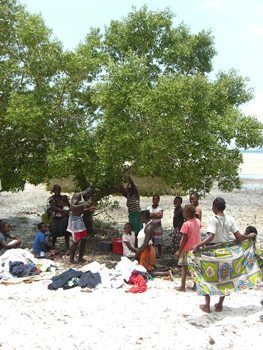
top-left (67, 187), bottom-right (95, 264)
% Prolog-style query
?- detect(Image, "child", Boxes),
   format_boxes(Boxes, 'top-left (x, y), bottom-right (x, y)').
top-left (175, 204), bottom-right (201, 291)
top-left (32, 223), bottom-right (52, 257)
top-left (193, 197), bottom-right (256, 313)
top-left (122, 223), bottom-right (137, 258)
top-left (172, 196), bottom-right (184, 254)
top-left (244, 225), bottom-right (257, 239)
top-left (189, 191), bottom-right (202, 221)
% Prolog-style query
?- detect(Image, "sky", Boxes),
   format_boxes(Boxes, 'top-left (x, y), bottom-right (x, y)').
top-left (21, 0), bottom-right (263, 122)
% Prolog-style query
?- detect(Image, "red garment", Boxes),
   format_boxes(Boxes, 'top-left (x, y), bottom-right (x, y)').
top-left (126, 274), bottom-right (147, 293)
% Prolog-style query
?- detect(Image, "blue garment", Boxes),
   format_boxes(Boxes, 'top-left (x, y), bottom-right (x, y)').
top-left (32, 231), bottom-right (46, 254)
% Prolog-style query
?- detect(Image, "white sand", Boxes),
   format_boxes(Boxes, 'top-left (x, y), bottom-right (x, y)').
top-left (0, 183), bottom-right (263, 349)
top-left (0, 278), bottom-right (262, 350)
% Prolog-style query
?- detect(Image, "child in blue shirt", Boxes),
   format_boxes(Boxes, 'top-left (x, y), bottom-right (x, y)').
top-left (32, 223), bottom-right (52, 257)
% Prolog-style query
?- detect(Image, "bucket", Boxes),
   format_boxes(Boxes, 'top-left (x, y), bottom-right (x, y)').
top-left (112, 237), bottom-right (123, 255)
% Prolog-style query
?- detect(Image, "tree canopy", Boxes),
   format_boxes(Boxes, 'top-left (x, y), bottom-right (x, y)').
top-left (1, 1), bottom-right (262, 196)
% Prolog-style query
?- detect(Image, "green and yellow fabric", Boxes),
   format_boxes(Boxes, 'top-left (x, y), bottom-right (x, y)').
top-left (188, 240), bottom-right (262, 296)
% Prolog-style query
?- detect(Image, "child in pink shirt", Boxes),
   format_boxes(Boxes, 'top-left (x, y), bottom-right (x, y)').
top-left (175, 204), bottom-right (201, 292)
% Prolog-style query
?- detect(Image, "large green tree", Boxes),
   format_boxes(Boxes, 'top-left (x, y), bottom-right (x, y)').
top-left (1, 2), bottom-right (262, 195)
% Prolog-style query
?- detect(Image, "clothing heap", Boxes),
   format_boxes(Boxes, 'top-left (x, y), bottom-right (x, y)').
top-left (0, 249), bottom-right (57, 280)
top-left (126, 270), bottom-right (149, 293)
top-left (47, 257), bottom-right (149, 292)
top-left (48, 268), bottom-right (102, 290)
top-left (9, 261), bottom-right (38, 277)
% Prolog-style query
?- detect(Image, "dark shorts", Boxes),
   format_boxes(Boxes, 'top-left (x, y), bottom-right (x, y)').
top-left (50, 217), bottom-right (68, 237)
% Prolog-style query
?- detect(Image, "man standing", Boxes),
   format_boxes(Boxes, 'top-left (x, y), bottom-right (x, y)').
top-left (120, 176), bottom-right (143, 239)
top-left (67, 187), bottom-right (95, 264)
top-left (48, 184), bottom-right (70, 249)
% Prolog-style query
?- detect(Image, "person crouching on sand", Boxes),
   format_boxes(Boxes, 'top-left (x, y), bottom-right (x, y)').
top-left (175, 204), bottom-right (201, 291)
top-left (135, 210), bottom-right (173, 279)
top-left (32, 223), bottom-right (53, 258)
top-left (0, 220), bottom-right (21, 255)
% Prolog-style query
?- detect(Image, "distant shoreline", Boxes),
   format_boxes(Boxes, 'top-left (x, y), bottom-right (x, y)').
top-left (241, 178), bottom-right (263, 184)
top-left (241, 149), bottom-right (263, 153)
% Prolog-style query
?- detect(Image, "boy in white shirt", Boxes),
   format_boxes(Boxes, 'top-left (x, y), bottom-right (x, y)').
top-left (193, 197), bottom-right (257, 313)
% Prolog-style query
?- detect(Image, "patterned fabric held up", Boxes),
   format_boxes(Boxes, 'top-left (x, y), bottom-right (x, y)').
top-left (255, 238), bottom-right (263, 269)
top-left (67, 215), bottom-right (87, 242)
top-left (187, 240), bottom-right (262, 296)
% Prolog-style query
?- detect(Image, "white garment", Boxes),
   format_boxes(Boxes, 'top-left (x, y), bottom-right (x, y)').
top-left (79, 257), bottom-right (146, 289)
top-left (122, 232), bottom-right (136, 258)
top-left (147, 205), bottom-right (163, 224)
top-left (137, 222), bottom-right (152, 248)
top-left (206, 214), bottom-right (239, 243)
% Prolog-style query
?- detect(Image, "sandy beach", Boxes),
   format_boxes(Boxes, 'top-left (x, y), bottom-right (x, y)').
top-left (0, 180), bottom-right (263, 350)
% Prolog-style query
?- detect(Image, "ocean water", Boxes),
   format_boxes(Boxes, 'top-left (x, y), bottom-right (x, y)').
top-left (240, 151), bottom-right (263, 189)
top-left (240, 152), bottom-right (263, 179)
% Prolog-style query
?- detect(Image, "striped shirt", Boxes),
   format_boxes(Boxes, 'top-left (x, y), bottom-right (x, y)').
top-left (126, 194), bottom-right (141, 212)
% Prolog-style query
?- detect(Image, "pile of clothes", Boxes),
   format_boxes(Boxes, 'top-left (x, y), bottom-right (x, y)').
top-left (0, 249), bottom-right (56, 280)
top-left (48, 257), bottom-right (150, 293)
top-left (125, 270), bottom-right (149, 293)
top-left (9, 261), bottom-right (37, 277)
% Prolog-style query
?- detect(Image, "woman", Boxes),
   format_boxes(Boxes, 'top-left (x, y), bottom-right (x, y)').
top-left (49, 184), bottom-right (70, 249)
top-left (147, 194), bottom-right (164, 257)
top-left (135, 210), bottom-right (172, 279)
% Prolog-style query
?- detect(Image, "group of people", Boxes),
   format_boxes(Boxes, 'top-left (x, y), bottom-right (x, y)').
top-left (121, 176), bottom-right (202, 261)
top-left (121, 186), bottom-right (203, 280)
top-left (0, 184), bottom-right (95, 264)
top-left (0, 177), bottom-right (261, 314)
top-left (121, 178), bottom-right (260, 313)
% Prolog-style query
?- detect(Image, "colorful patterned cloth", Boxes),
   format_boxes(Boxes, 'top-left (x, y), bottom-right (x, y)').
top-left (187, 240), bottom-right (262, 296)
top-left (255, 238), bottom-right (263, 269)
